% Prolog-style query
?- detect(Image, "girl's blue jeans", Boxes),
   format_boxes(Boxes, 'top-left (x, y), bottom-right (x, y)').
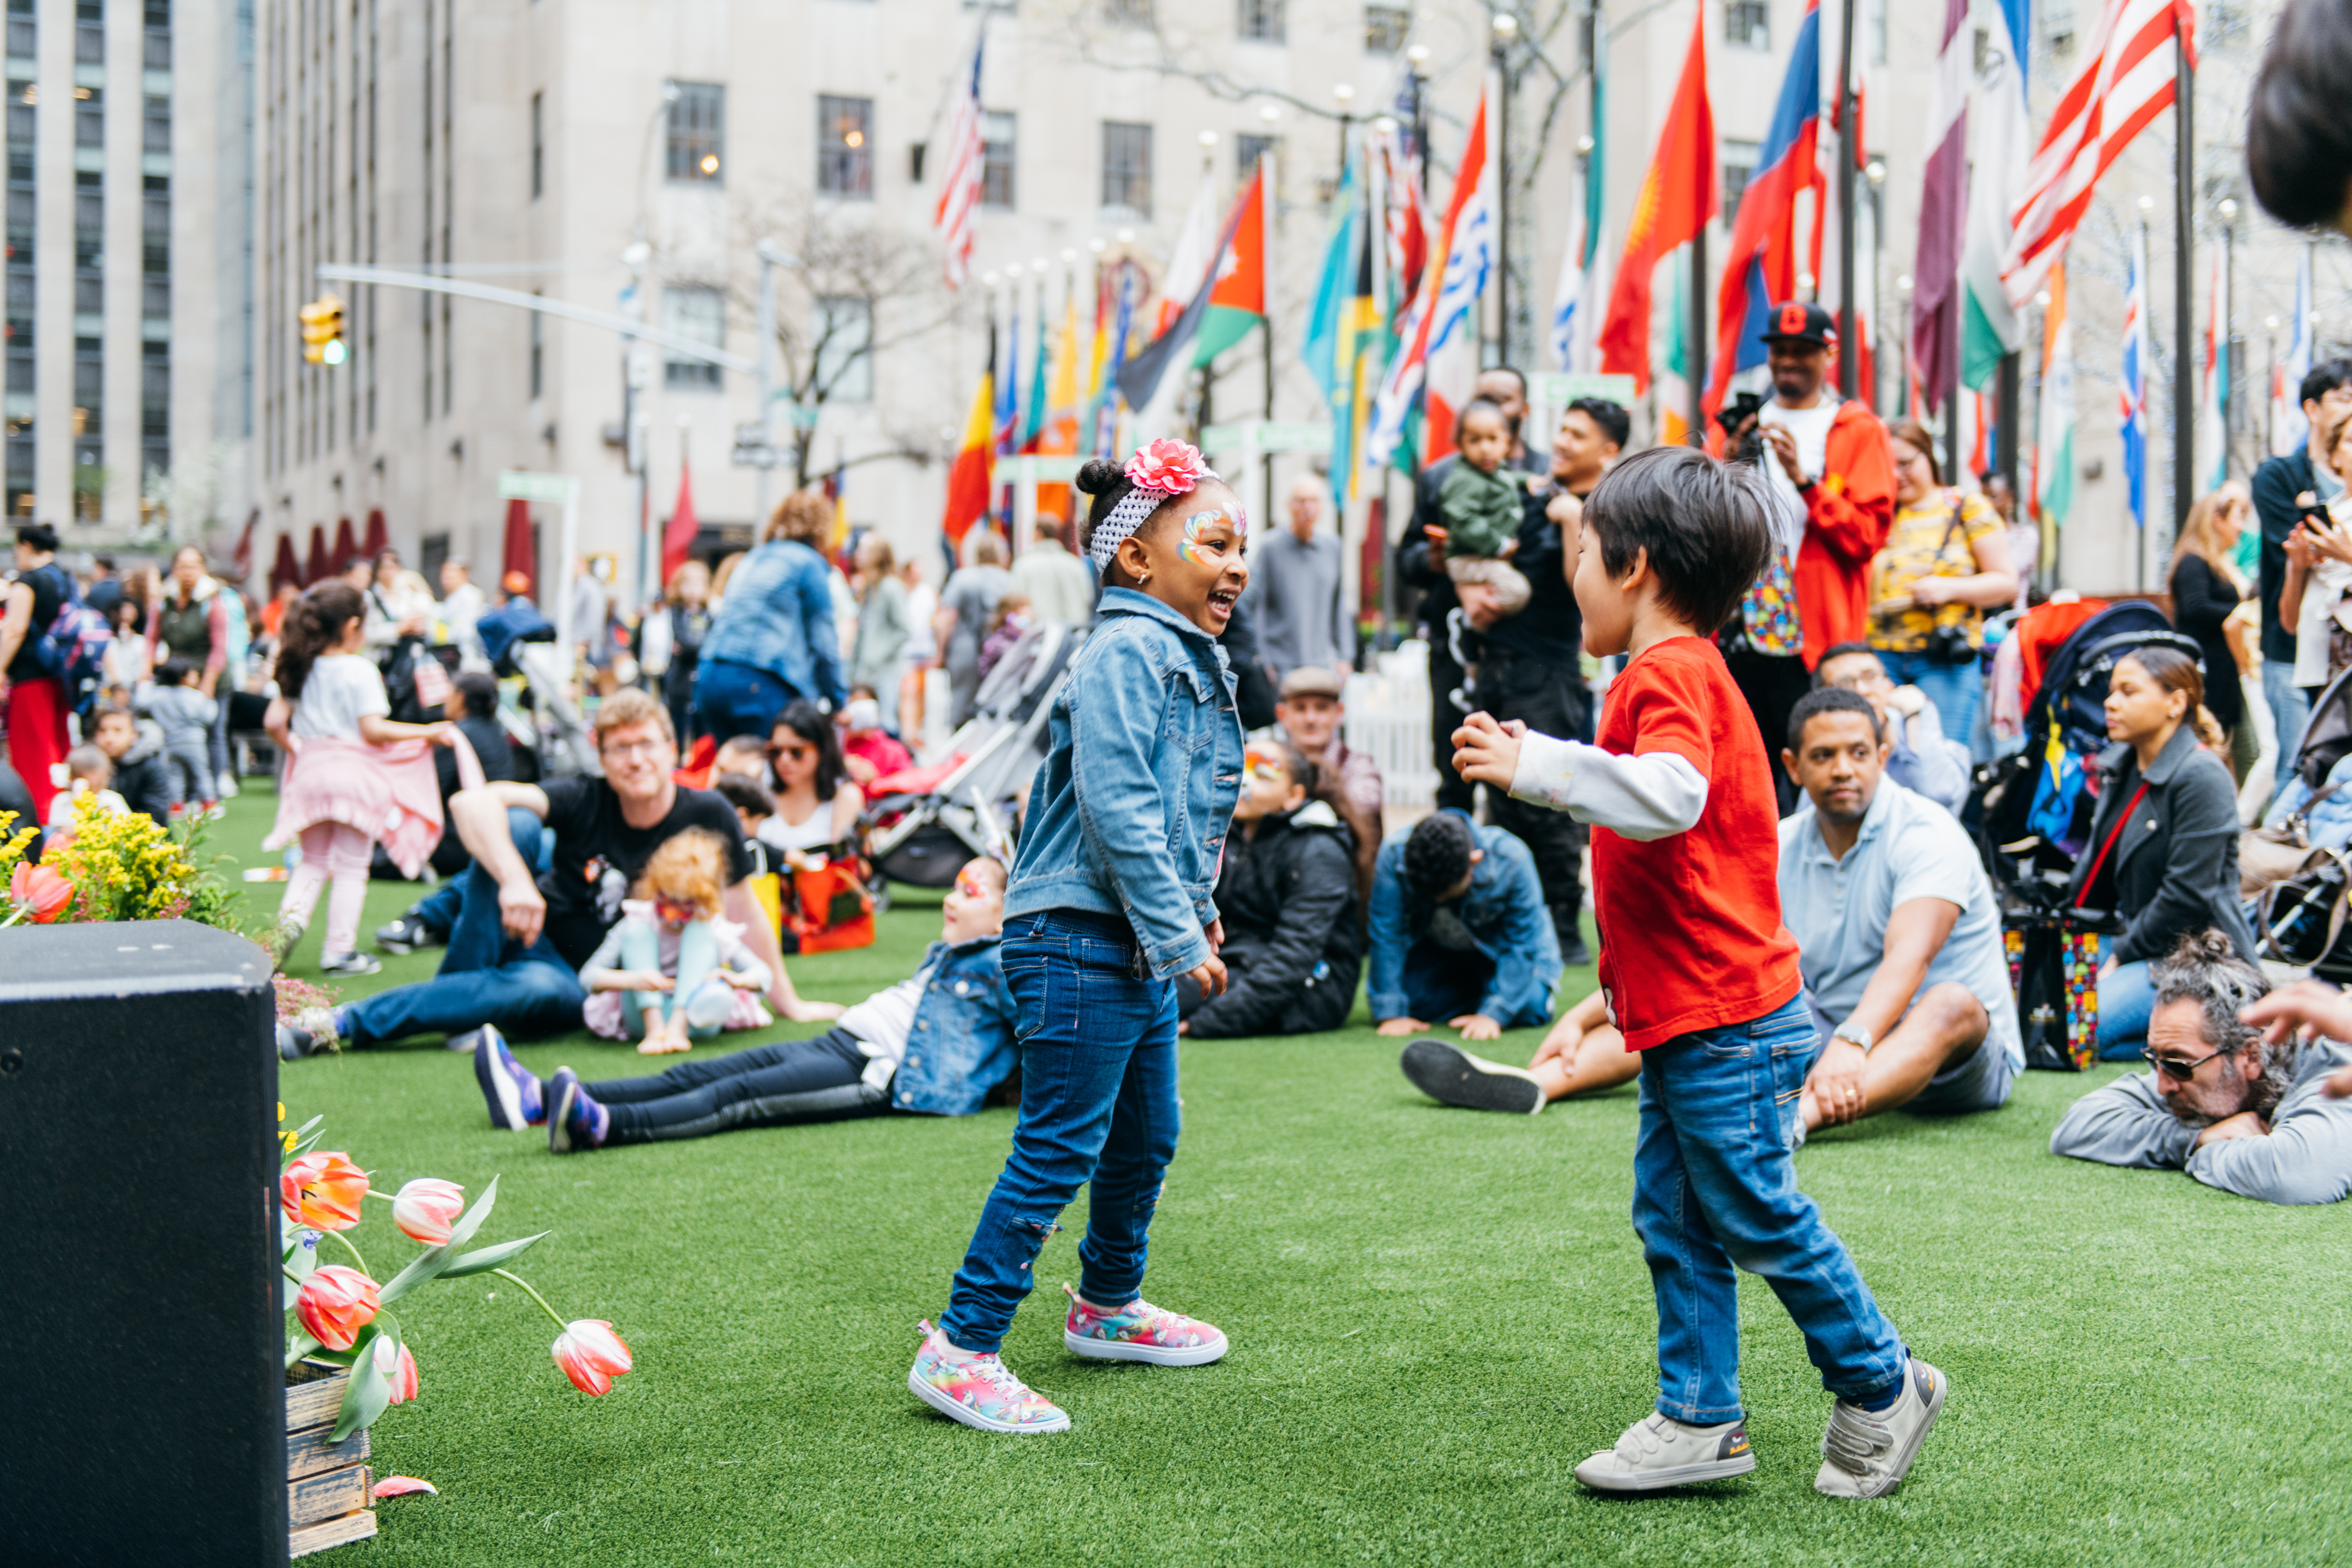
top-left (1875, 647), bottom-right (1981, 753)
top-left (619, 918), bottom-right (728, 1039)
top-left (940, 909), bottom-right (1180, 1354)
top-left (2095, 953), bottom-right (2156, 1061)
top-left (1634, 993), bottom-right (1908, 1424)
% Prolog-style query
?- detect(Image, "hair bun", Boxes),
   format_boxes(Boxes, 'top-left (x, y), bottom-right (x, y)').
top-left (1074, 458), bottom-right (1125, 497)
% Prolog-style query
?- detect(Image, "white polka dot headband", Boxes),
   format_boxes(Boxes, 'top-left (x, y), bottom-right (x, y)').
top-left (1089, 438), bottom-right (1219, 574)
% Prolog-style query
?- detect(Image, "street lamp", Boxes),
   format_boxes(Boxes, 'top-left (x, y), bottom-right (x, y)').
top-left (1492, 13), bottom-right (1519, 364)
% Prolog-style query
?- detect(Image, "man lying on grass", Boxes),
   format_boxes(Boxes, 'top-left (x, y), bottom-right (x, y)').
top-left (472, 857), bottom-right (1017, 1152)
top-left (2052, 931), bottom-right (2352, 1204)
top-left (1404, 687), bottom-right (2018, 1133)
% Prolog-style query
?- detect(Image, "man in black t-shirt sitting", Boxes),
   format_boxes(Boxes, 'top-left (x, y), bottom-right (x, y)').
top-left (1449, 396), bottom-right (1626, 967)
top-left (279, 689), bottom-right (840, 1053)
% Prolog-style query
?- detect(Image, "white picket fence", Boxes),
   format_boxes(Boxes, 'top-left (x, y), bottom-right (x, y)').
top-left (1344, 639), bottom-right (1440, 811)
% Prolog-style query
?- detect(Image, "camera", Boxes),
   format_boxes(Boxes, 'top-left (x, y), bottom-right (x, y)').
top-left (1717, 391), bottom-right (1766, 465)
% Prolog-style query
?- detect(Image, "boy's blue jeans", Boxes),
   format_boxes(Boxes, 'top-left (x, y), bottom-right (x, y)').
top-left (940, 909), bottom-right (1179, 1354)
top-left (342, 807), bottom-right (586, 1044)
top-left (1634, 993), bottom-right (1907, 1424)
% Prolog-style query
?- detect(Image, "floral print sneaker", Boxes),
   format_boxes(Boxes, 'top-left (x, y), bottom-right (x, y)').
top-left (907, 1320), bottom-right (1071, 1434)
top-left (1061, 1283), bottom-right (1230, 1367)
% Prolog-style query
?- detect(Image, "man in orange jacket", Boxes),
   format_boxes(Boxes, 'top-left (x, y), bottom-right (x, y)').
top-left (1717, 300), bottom-right (1896, 813)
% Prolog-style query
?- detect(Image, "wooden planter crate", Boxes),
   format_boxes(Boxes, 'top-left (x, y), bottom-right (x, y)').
top-left (286, 1360), bottom-right (376, 1557)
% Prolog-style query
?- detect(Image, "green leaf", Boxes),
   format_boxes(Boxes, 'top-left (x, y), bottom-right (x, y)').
top-left (328, 1311), bottom-right (400, 1443)
top-left (437, 1231), bottom-right (552, 1279)
top-left (377, 1175), bottom-right (501, 1305)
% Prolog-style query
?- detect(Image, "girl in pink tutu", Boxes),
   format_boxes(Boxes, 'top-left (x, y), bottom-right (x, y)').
top-left (265, 581), bottom-right (477, 975)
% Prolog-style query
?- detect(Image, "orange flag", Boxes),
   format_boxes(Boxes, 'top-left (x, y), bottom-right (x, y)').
top-left (940, 369), bottom-right (995, 548)
top-left (1597, 8), bottom-right (1715, 394)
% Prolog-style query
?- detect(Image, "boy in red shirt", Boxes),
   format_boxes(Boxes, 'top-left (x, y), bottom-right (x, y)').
top-left (1454, 446), bottom-right (1944, 1500)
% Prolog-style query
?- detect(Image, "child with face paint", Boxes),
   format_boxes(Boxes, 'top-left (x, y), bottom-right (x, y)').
top-left (909, 438), bottom-right (1249, 1435)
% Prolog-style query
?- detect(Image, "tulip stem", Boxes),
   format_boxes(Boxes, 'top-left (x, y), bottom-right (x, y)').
top-left (327, 1227), bottom-right (372, 1278)
top-left (492, 1268), bottom-right (568, 1331)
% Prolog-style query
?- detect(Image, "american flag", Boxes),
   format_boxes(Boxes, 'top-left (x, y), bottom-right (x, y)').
top-left (2000, 0), bottom-right (2197, 312)
top-left (933, 40), bottom-right (985, 289)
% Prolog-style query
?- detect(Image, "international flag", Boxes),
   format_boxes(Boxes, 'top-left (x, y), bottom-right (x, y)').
top-left (2274, 243), bottom-right (2314, 457)
top-left (1961, 0), bottom-right (2033, 388)
top-left (2035, 263), bottom-right (2076, 531)
top-left (1700, 0), bottom-right (1819, 417)
top-left (1088, 267), bottom-right (1137, 460)
top-left (2119, 230), bottom-right (2149, 532)
top-left (1194, 156), bottom-right (1270, 366)
top-left (1123, 174), bottom-right (1226, 442)
top-left (941, 367), bottom-right (995, 548)
top-left (1379, 127), bottom-right (1427, 310)
top-left (661, 458), bottom-right (699, 584)
top-left (933, 38), bottom-right (985, 289)
top-left (2198, 243), bottom-right (2228, 495)
top-left (1658, 255), bottom-right (1690, 448)
top-left (1121, 174), bottom-right (1256, 434)
top-left (1366, 87), bottom-right (1493, 470)
top-left (1037, 285), bottom-right (1082, 524)
top-left (1597, 8), bottom-right (1714, 395)
top-left (2001, 0), bottom-right (2198, 311)
top-left (1021, 287), bottom-right (1051, 450)
top-left (1305, 149), bottom-right (1369, 502)
top-left (1911, 0), bottom-right (1970, 415)
top-left (993, 302), bottom-right (1019, 457)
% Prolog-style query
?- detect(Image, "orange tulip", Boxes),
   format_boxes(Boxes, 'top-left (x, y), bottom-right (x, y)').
top-left (296, 1264), bottom-right (379, 1352)
top-left (551, 1320), bottom-right (632, 1396)
top-left (390, 1178), bottom-right (465, 1245)
top-left (373, 1335), bottom-right (420, 1405)
top-left (8, 862), bottom-right (71, 923)
top-left (280, 1151), bottom-right (369, 1231)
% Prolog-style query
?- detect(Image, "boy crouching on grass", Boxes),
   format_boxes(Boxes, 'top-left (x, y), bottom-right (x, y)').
top-left (1452, 447), bottom-right (1945, 1499)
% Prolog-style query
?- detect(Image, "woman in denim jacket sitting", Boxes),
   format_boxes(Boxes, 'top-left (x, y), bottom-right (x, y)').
top-left (470, 857), bottom-right (1018, 1145)
top-left (909, 440), bottom-right (1249, 1436)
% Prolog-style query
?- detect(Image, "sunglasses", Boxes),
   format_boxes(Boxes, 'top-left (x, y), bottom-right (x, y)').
top-left (2141, 1045), bottom-right (2225, 1081)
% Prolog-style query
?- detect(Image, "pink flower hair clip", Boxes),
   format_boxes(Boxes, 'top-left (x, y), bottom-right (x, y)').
top-left (1091, 438), bottom-right (1222, 572)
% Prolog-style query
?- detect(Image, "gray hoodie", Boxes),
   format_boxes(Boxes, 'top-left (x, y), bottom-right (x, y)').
top-left (2049, 1039), bottom-right (2352, 1205)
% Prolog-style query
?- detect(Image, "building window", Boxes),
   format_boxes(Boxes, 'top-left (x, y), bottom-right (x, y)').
top-left (75, 87), bottom-right (102, 147)
top-left (1101, 121), bottom-right (1152, 216)
top-left (665, 81), bottom-right (724, 183)
top-left (818, 95), bottom-right (873, 198)
top-left (1236, 133), bottom-right (1276, 179)
top-left (529, 91), bottom-right (543, 199)
top-left (980, 111), bottom-right (1014, 209)
top-left (1364, 4), bottom-right (1409, 54)
top-left (75, 16), bottom-right (100, 65)
top-left (142, 95), bottom-right (168, 153)
top-left (661, 286), bottom-right (724, 390)
top-left (1104, 0), bottom-right (1153, 25)
top-left (1238, 0), bottom-right (1284, 43)
top-left (1720, 139), bottom-right (1759, 218)
top-left (529, 299), bottom-right (543, 400)
top-left (1725, 0), bottom-right (1769, 50)
top-left (813, 296), bottom-right (873, 404)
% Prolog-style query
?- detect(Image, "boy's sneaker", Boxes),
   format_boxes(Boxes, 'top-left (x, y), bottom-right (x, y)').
top-left (908, 1320), bottom-right (1071, 1434)
top-left (1815, 1357), bottom-right (1947, 1499)
top-left (546, 1067), bottom-right (609, 1153)
top-left (1399, 1037), bottom-right (1546, 1115)
top-left (1573, 1412), bottom-right (1756, 1492)
top-left (374, 911), bottom-right (444, 956)
top-left (469, 1026), bottom-right (544, 1130)
top-left (277, 1005), bottom-right (344, 1060)
top-left (318, 951), bottom-right (380, 977)
top-left (1061, 1284), bottom-right (1229, 1367)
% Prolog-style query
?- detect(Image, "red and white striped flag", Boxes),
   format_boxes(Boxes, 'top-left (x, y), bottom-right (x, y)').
top-left (933, 40), bottom-right (985, 289)
top-left (2000, 0), bottom-right (2196, 311)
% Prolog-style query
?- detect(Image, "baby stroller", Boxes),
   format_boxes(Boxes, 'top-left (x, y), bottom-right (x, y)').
top-left (863, 620), bottom-right (1086, 889)
top-left (1974, 599), bottom-right (2200, 1069)
top-left (2249, 664), bottom-right (2352, 978)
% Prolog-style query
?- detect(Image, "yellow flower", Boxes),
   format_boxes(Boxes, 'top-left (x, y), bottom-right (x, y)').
top-left (277, 1101), bottom-right (286, 1123)
top-left (280, 1130), bottom-right (300, 1153)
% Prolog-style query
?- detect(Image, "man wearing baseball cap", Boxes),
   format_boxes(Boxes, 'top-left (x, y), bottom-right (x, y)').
top-left (1716, 300), bottom-right (1896, 814)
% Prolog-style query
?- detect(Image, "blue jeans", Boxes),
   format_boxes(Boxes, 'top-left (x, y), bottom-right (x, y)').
top-left (2265, 663), bottom-right (2312, 803)
top-left (1877, 648), bottom-right (1980, 753)
top-left (939, 909), bottom-right (1180, 1353)
top-left (620, 918), bottom-right (726, 1039)
top-left (2095, 955), bottom-right (2156, 1060)
top-left (341, 807), bottom-right (586, 1044)
top-left (593, 1027), bottom-right (880, 1143)
top-left (1634, 994), bottom-right (1907, 1424)
top-left (411, 824), bottom-right (553, 938)
top-left (1397, 939), bottom-right (1550, 1030)
top-left (692, 657), bottom-right (801, 746)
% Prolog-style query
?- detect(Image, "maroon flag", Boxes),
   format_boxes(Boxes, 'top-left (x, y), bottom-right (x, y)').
top-left (1909, 0), bottom-right (1970, 413)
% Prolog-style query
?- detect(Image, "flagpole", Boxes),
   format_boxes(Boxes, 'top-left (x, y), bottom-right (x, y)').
top-left (1492, 15), bottom-right (1517, 366)
top-left (1263, 151), bottom-right (1279, 546)
top-left (1835, 0), bottom-right (1857, 401)
top-left (2173, 41), bottom-right (2195, 543)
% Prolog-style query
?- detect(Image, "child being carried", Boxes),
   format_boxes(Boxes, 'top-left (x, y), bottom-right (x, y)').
top-left (1434, 399), bottom-right (1535, 618)
top-left (578, 827), bottom-right (773, 1053)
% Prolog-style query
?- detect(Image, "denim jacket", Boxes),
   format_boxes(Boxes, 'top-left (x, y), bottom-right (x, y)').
top-left (698, 539), bottom-right (847, 706)
top-left (1004, 587), bottom-right (1244, 978)
top-left (893, 936), bottom-right (1020, 1116)
top-left (1366, 813), bottom-right (1562, 1025)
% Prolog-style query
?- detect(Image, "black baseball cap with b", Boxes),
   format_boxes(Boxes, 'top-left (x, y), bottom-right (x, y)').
top-left (1761, 300), bottom-right (1837, 348)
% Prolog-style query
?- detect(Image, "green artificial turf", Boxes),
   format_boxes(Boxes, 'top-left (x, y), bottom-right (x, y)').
top-left (220, 782), bottom-right (2352, 1566)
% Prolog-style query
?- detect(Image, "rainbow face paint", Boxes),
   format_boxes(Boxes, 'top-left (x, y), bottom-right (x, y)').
top-left (1179, 503), bottom-right (1246, 565)
top-left (1242, 747), bottom-right (1286, 782)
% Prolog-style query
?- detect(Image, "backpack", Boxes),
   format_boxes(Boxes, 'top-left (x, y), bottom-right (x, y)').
top-left (18, 566), bottom-right (110, 711)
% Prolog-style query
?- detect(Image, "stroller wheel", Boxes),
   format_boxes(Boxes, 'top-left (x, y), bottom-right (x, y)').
top-left (867, 872), bottom-right (893, 914)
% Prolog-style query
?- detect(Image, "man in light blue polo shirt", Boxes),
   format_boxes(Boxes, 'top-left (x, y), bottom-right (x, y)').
top-left (1778, 687), bottom-right (2020, 1143)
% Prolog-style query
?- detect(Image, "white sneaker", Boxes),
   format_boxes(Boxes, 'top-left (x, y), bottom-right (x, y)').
top-left (217, 772), bottom-right (241, 799)
top-left (1573, 1411), bottom-right (1754, 1492)
top-left (1815, 1357), bottom-right (1947, 1498)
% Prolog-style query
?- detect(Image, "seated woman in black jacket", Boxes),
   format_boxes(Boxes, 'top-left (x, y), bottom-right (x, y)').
top-left (2067, 644), bottom-right (2259, 1059)
top-left (1178, 739), bottom-right (1364, 1037)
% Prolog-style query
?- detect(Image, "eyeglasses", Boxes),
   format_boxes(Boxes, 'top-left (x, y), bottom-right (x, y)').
top-left (601, 737), bottom-right (667, 758)
top-left (2141, 1045), bottom-right (2225, 1081)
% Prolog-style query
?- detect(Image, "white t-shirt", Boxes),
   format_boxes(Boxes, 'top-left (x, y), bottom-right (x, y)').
top-left (292, 654), bottom-right (391, 741)
top-left (834, 958), bottom-right (940, 1066)
top-left (757, 797), bottom-right (845, 855)
top-left (1757, 395), bottom-right (1841, 552)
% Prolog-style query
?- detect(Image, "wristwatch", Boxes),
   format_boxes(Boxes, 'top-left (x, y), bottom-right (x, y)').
top-left (1830, 1021), bottom-right (1873, 1052)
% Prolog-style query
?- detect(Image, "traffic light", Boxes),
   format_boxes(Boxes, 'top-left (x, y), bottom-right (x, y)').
top-left (299, 295), bottom-right (346, 366)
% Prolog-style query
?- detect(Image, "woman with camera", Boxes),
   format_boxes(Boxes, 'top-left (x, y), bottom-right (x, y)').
top-left (1866, 420), bottom-right (2019, 745)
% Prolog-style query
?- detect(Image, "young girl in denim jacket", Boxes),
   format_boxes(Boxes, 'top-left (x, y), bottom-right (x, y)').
top-left (909, 438), bottom-right (1248, 1435)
